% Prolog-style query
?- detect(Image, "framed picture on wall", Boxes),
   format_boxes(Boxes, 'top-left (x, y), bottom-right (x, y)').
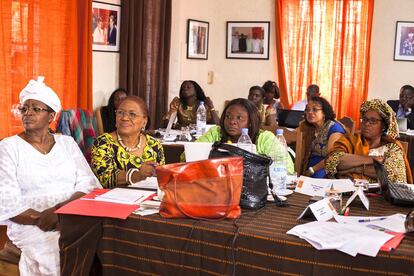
top-left (92, 1), bottom-right (121, 52)
top-left (226, 21), bottom-right (270, 60)
top-left (394, 21), bottom-right (414, 62)
top-left (187, 19), bottom-right (209, 59)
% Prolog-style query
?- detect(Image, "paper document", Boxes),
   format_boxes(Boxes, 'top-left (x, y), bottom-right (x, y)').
top-left (334, 213), bottom-right (407, 233)
top-left (295, 177), bottom-right (355, 197)
top-left (287, 221), bottom-right (393, 257)
top-left (297, 198), bottom-right (337, 221)
top-left (343, 186), bottom-right (369, 210)
top-left (95, 188), bottom-right (155, 205)
top-left (129, 177), bottom-right (158, 190)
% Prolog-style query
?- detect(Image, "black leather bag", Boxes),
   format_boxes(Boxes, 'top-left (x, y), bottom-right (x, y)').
top-left (209, 142), bottom-right (272, 210)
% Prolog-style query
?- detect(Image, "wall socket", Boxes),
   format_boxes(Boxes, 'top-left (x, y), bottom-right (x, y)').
top-left (207, 71), bottom-right (214, 84)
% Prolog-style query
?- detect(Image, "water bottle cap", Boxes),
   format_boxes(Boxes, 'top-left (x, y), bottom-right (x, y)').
top-left (241, 128), bottom-right (249, 134)
top-left (276, 129), bottom-right (284, 135)
top-left (200, 101), bottom-right (204, 105)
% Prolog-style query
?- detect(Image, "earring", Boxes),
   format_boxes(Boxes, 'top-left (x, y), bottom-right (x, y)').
top-left (141, 127), bottom-right (145, 132)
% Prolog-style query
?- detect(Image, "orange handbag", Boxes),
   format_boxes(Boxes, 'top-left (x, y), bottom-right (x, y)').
top-left (156, 156), bottom-right (243, 219)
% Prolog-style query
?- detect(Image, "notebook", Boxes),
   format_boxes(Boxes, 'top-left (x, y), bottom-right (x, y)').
top-left (277, 109), bottom-right (305, 128)
top-left (373, 160), bottom-right (414, 207)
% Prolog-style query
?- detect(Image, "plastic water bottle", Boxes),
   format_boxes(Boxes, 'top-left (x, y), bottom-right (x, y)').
top-left (196, 101), bottom-right (207, 135)
top-left (237, 128), bottom-right (254, 152)
top-left (270, 129), bottom-right (288, 195)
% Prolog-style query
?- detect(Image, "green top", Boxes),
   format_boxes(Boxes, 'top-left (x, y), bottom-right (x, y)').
top-left (91, 133), bottom-right (165, 188)
top-left (196, 125), bottom-right (294, 174)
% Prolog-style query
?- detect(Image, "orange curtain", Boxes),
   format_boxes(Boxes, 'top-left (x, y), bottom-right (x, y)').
top-left (0, 0), bottom-right (92, 139)
top-left (275, 0), bottom-right (374, 123)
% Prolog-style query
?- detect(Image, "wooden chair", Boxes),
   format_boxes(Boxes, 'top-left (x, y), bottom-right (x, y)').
top-left (95, 107), bottom-right (104, 136)
top-left (338, 116), bottom-right (355, 135)
top-left (294, 128), bottom-right (304, 174)
top-left (0, 226), bottom-right (19, 275)
top-left (400, 140), bottom-right (409, 155)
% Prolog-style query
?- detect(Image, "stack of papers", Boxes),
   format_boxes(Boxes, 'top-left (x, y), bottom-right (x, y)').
top-left (287, 221), bottom-right (393, 257)
top-left (128, 176), bottom-right (158, 190)
top-left (95, 188), bottom-right (155, 205)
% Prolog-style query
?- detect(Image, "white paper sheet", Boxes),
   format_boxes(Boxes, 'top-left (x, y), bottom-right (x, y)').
top-left (334, 213), bottom-right (407, 233)
top-left (287, 221), bottom-right (393, 257)
top-left (95, 188), bottom-right (155, 205)
top-left (129, 177), bottom-right (158, 190)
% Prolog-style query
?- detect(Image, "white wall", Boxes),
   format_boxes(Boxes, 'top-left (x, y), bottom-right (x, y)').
top-left (92, 0), bottom-right (414, 113)
top-left (169, 0), bottom-right (278, 115)
top-left (368, 0), bottom-right (414, 100)
top-left (92, 0), bottom-right (120, 110)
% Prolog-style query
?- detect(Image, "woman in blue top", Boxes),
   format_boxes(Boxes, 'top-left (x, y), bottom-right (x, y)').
top-left (299, 96), bottom-right (346, 178)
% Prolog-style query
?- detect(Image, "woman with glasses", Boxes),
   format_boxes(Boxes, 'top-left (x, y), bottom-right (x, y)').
top-left (326, 99), bottom-right (412, 183)
top-left (161, 80), bottom-right (220, 129)
top-left (298, 97), bottom-right (346, 178)
top-left (99, 88), bottom-right (127, 133)
top-left (91, 96), bottom-right (165, 188)
top-left (196, 98), bottom-right (294, 173)
top-left (0, 77), bottom-right (101, 275)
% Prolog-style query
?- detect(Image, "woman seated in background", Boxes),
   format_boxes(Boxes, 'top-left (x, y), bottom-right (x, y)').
top-left (0, 77), bottom-right (101, 275)
top-left (326, 99), bottom-right (412, 183)
top-left (91, 96), bottom-right (165, 188)
top-left (100, 88), bottom-right (127, 133)
top-left (196, 98), bottom-right (294, 173)
top-left (161, 80), bottom-right (220, 129)
top-left (262, 80), bottom-right (284, 111)
top-left (299, 96), bottom-right (346, 178)
top-left (247, 85), bottom-right (277, 133)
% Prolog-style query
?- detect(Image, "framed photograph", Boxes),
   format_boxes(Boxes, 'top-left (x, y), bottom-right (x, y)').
top-left (187, 19), bottom-right (209, 59)
top-left (226, 21), bottom-right (270, 60)
top-left (92, 1), bottom-right (121, 52)
top-left (394, 21), bottom-right (414, 62)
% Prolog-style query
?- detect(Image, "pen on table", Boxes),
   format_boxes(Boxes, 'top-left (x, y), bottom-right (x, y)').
top-left (344, 207), bottom-right (350, 216)
top-left (358, 217), bottom-right (386, 223)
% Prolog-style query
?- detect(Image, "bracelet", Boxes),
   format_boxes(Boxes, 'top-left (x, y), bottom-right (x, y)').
top-left (308, 166), bottom-right (315, 175)
top-left (127, 168), bottom-right (140, 185)
top-left (210, 108), bottom-right (215, 111)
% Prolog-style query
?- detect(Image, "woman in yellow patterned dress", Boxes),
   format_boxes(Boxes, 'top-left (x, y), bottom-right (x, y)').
top-left (326, 99), bottom-right (412, 183)
top-left (91, 96), bottom-right (165, 188)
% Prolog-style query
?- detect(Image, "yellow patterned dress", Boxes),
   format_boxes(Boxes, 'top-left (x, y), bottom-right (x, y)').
top-left (91, 133), bottom-right (165, 188)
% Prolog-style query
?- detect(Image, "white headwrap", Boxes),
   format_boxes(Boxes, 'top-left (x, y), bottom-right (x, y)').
top-left (19, 76), bottom-right (62, 113)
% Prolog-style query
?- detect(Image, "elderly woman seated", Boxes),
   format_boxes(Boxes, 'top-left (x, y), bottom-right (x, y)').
top-left (0, 77), bottom-right (101, 275)
top-left (326, 99), bottom-right (412, 183)
top-left (196, 98), bottom-right (294, 173)
top-left (91, 96), bottom-right (165, 188)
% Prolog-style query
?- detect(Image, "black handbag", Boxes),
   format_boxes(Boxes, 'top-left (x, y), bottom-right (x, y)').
top-left (209, 142), bottom-right (273, 210)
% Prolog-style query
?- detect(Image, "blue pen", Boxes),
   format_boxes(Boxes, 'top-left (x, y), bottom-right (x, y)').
top-left (358, 217), bottom-right (386, 223)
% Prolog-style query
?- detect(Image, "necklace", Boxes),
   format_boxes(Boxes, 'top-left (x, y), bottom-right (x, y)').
top-left (117, 132), bottom-right (142, 152)
top-left (24, 132), bottom-right (53, 155)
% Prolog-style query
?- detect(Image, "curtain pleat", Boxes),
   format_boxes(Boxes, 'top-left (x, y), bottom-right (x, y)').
top-left (119, 0), bottom-right (171, 129)
top-left (0, 0), bottom-right (92, 139)
top-left (276, 0), bottom-right (374, 123)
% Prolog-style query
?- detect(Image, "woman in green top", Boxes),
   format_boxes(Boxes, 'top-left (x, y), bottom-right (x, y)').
top-left (197, 98), bottom-right (294, 173)
top-left (91, 96), bottom-right (165, 188)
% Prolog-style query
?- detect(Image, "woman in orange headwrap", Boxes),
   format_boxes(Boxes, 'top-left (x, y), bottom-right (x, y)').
top-left (326, 99), bottom-right (412, 183)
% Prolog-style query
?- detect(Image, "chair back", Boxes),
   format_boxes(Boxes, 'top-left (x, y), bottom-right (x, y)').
top-left (338, 116), bottom-right (355, 135)
top-left (400, 140), bottom-right (409, 155)
top-left (294, 127), bottom-right (304, 173)
top-left (95, 107), bottom-right (104, 136)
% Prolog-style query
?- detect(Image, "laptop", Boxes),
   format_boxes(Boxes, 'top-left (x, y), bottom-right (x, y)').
top-left (277, 109), bottom-right (305, 128)
top-left (397, 118), bottom-right (408, 133)
top-left (373, 160), bottom-right (414, 207)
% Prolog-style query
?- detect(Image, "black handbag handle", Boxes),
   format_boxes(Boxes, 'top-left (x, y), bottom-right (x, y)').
top-left (210, 142), bottom-right (273, 165)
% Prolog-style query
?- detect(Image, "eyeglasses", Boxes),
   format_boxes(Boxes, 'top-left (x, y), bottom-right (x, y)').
top-left (18, 105), bottom-right (52, 114)
top-left (304, 108), bottom-right (322, 113)
top-left (360, 116), bottom-right (382, 125)
top-left (224, 114), bottom-right (248, 123)
top-left (115, 110), bottom-right (143, 120)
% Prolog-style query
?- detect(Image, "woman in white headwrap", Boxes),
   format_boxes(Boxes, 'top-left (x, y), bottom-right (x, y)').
top-left (0, 77), bottom-right (101, 275)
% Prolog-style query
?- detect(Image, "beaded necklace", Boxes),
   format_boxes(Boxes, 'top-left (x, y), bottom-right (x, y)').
top-left (117, 132), bottom-right (142, 152)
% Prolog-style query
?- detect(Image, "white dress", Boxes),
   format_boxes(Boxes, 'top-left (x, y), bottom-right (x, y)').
top-left (0, 134), bottom-right (101, 276)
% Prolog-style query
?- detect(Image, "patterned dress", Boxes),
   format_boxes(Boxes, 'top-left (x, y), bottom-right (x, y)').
top-left (91, 133), bottom-right (165, 188)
